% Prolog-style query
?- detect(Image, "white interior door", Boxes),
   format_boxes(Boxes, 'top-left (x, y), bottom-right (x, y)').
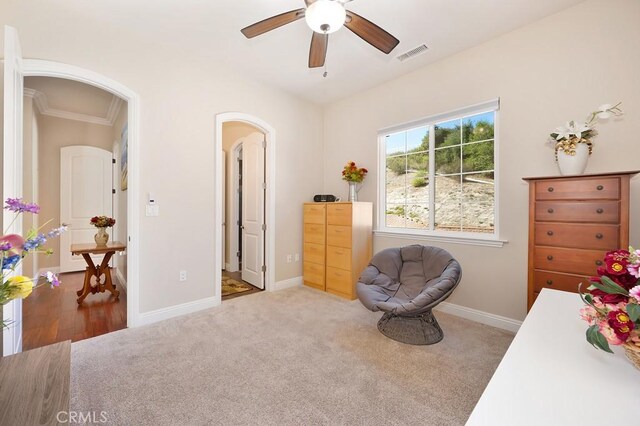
top-left (241, 132), bottom-right (265, 289)
top-left (60, 146), bottom-right (113, 272)
top-left (3, 26), bottom-right (24, 356)
top-left (222, 150), bottom-right (226, 270)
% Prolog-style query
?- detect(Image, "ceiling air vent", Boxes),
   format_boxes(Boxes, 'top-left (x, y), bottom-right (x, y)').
top-left (396, 44), bottom-right (428, 62)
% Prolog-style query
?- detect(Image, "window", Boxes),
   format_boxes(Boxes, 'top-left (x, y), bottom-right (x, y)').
top-left (379, 100), bottom-right (498, 238)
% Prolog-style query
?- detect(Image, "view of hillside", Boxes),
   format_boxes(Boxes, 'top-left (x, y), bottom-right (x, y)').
top-left (384, 112), bottom-right (495, 233)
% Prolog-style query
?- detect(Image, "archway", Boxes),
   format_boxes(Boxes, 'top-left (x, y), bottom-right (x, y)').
top-left (214, 112), bottom-right (276, 300)
top-left (21, 59), bottom-right (141, 328)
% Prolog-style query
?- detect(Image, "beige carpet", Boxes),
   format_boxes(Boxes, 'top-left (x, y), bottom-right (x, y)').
top-left (70, 286), bottom-right (513, 425)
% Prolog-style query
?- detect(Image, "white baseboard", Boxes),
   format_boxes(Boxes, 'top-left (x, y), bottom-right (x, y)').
top-left (115, 268), bottom-right (127, 292)
top-left (270, 276), bottom-right (302, 292)
top-left (137, 296), bottom-right (220, 327)
top-left (435, 301), bottom-right (522, 333)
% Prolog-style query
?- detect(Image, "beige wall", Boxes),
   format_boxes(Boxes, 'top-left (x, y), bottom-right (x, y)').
top-left (221, 121), bottom-right (263, 268)
top-left (112, 103), bottom-right (128, 282)
top-left (322, 0), bottom-right (640, 321)
top-left (0, 1), bottom-right (324, 314)
top-left (21, 95), bottom-right (38, 278)
top-left (37, 115), bottom-right (114, 269)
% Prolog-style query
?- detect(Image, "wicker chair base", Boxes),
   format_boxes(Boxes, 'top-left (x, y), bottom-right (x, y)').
top-left (377, 310), bottom-right (443, 345)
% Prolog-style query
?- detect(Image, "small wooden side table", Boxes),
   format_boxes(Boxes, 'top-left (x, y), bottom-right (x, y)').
top-left (71, 242), bottom-right (126, 304)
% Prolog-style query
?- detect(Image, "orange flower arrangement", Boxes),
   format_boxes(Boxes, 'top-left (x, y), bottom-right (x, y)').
top-left (341, 161), bottom-right (368, 183)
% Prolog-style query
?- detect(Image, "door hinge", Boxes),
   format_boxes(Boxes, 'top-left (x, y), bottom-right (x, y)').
top-left (112, 189), bottom-right (116, 194)
top-left (262, 140), bottom-right (266, 149)
top-left (261, 224), bottom-right (266, 231)
top-left (112, 158), bottom-right (116, 164)
top-left (262, 182), bottom-right (266, 190)
top-left (261, 265), bottom-right (266, 272)
top-left (237, 220), bottom-right (240, 226)
top-left (237, 251), bottom-right (241, 258)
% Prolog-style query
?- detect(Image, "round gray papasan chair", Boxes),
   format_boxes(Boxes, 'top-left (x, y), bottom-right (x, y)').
top-left (356, 245), bottom-right (462, 345)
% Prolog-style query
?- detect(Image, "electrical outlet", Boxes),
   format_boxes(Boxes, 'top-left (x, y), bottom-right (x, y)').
top-left (286, 254), bottom-right (292, 263)
top-left (294, 253), bottom-right (300, 262)
top-left (179, 270), bottom-right (187, 281)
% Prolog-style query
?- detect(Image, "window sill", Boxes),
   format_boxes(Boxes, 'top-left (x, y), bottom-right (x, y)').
top-left (373, 230), bottom-right (507, 248)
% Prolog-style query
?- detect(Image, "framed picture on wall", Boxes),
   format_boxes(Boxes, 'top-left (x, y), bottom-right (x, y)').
top-left (121, 123), bottom-right (128, 191)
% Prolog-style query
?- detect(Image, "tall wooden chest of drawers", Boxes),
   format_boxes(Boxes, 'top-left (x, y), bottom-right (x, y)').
top-left (303, 202), bottom-right (373, 300)
top-left (523, 171), bottom-right (638, 310)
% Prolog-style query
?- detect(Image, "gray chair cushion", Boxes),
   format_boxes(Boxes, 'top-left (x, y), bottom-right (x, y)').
top-left (357, 245), bottom-right (462, 316)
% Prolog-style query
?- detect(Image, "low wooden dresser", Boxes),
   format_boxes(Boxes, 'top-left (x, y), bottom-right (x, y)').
top-left (523, 171), bottom-right (638, 310)
top-left (303, 202), bottom-right (372, 299)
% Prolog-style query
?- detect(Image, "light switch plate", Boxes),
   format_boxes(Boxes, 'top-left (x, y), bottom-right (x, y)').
top-left (145, 205), bottom-right (159, 216)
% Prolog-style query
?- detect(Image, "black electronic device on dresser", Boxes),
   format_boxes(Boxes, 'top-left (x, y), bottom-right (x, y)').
top-left (313, 194), bottom-right (337, 202)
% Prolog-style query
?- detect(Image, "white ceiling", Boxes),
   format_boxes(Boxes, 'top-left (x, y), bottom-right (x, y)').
top-left (17, 0), bottom-right (586, 105)
top-left (24, 76), bottom-right (122, 126)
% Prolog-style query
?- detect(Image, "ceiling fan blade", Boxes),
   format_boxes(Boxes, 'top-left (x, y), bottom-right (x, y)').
top-left (241, 9), bottom-right (305, 39)
top-left (344, 11), bottom-right (399, 54)
top-left (309, 32), bottom-right (328, 68)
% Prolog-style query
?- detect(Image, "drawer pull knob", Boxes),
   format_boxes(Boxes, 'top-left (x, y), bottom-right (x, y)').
top-left (596, 233), bottom-right (603, 239)
top-left (595, 260), bottom-right (603, 266)
top-left (547, 230), bottom-right (554, 236)
top-left (547, 208), bottom-right (554, 213)
top-left (597, 185), bottom-right (604, 191)
top-left (546, 280), bottom-right (553, 286)
top-left (596, 208), bottom-right (604, 214)
top-left (547, 255), bottom-right (553, 261)
top-left (547, 187), bottom-right (554, 192)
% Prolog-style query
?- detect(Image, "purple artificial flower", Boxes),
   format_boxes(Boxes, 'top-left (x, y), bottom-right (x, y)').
top-left (0, 241), bottom-right (12, 251)
top-left (23, 234), bottom-right (46, 252)
top-left (42, 271), bottom-right (60, 288)
top-left (2, 254), bottom-right (20, 271)
top-left (46, 224), bottom-right (69, 239)
top-left (4, 198), bottom-right (40, 214)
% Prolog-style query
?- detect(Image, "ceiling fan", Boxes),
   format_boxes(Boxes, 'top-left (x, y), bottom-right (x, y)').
top-left (241, 0), bottom-right (400, 68)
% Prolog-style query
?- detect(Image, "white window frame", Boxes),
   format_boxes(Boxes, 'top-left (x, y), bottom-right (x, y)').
top-left (376, 99), bottom-right (506, 247)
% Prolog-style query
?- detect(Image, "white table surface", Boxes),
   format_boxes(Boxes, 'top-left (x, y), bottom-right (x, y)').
top-left (466, 288), bottom-right (640, 426)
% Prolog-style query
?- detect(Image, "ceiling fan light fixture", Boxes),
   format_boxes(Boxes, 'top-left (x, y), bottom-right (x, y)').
top-left (305, 0), bottom-right (346, 34)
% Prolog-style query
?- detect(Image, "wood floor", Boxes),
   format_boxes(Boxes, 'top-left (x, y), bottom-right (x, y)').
top-left (222, 270), bottom-right (262, 300)
top-left (22, 271), bottom-right (127, 351)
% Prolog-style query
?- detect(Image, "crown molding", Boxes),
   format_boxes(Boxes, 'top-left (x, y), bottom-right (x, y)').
top-left (23, 87), bottom-right (121, 126)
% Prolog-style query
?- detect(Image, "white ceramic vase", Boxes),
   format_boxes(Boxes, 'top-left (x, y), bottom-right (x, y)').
top-left (556, 143), bottom-right (589, 176)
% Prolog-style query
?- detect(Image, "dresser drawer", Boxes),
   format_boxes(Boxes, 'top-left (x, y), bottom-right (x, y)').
top-left (535, 223), bottom-right (619, 250)
top-left (535, 177), bottom-right (620, 200)
top-left (327, 204), bottom-right (352, 226)
top-left (304, 223), bottom-right (325, 244)
top-left (327, 225), bottom-right (352, 248)
top-left (304, 204), bottom-right (326, 224)
top-left (326, 266), bottom-right (353, 297)
top-left (303, 262), bottom-right (325, 289)
top-left (533, 270), bottom-right (591, 294)
top-left (303, 242), bottom-right (325, 265)
top-left (535, 201), bottom-right (619, 223)
top-left (326, 246), bottom-right (351, 270)
top-left (534, 246), bottom-right (605, 275)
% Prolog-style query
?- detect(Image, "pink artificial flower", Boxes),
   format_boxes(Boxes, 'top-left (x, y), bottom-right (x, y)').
top-left (628, 249), bottom-right (640, 278)
top-left (580, 305), bottom-right (598, 326)
top-left (630, 285), bottom-right (640, 303)
top-left (598, 320), bottom-right (625, 346)
top-left (592, 296), bottom-right (605, 310)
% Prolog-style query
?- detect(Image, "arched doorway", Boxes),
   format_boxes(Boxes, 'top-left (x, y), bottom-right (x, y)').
top-left (214, 113), bottom-right (276, 301)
